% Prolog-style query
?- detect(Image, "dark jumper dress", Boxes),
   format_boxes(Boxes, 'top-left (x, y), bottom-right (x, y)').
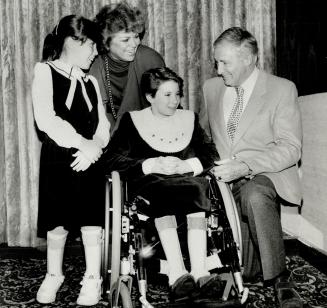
top-left (104, 112), bottom-right (219, 218)
top-left (37, 65), bottom-right (105, 238)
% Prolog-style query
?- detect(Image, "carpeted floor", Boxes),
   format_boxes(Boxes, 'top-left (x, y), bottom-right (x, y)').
top-left (0, 249), bottom-right (327, 308)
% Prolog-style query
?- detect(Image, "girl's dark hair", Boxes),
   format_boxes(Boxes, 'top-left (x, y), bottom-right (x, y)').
top-left (141, 67), bottom-right (184, 98)
top-left (42, 15), bottom-right (100, 61)
top-left (94, 2), bottom-right (145, 54)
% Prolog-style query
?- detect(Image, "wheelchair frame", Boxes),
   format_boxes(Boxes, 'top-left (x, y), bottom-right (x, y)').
top-left (102, 171), bottom-right (249, 308)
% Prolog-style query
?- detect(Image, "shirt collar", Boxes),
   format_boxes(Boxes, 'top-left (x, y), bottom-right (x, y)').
top-left (50, 60), bottom-right (89, 81)
top-left (240, 67), bottom-right (259, 93)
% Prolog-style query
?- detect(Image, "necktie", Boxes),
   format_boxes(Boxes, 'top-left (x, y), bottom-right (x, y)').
top-left (226, 86), bottom-right (244, 142)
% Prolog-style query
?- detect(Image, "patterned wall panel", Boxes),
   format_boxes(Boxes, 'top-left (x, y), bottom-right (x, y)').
top-left (0, 0), bottom-right (276, 246)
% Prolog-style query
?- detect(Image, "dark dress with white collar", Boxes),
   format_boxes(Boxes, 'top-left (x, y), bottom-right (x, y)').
top-left (36, 63), bottom-right (106, 238)
top-left (104, 110), bottom-right (219, 218)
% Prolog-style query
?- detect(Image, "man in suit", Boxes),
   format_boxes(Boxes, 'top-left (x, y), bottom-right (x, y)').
top-left (200, 27), bottom-right (303, 307)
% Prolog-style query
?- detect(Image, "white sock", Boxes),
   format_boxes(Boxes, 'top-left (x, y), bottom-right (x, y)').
top-left (155, 216), bottom-right (187, 285)
top-left (81, 226), bottom-right (102, 279)
top-left (187, 212), bottom-right (210, 281)
top-left (47, 226), bottom-right (68, 276)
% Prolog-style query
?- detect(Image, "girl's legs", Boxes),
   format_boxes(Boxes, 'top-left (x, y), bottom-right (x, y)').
top-left (155, 215), bottom-right (186, 285)
top-left (77, 226), bottom-right (102, 306)
top-left (155, 215), bottom-right (195, 298)
top-left (36, 226), bottom-right (68, 304)
top-left (187, 212), bottom-right (210, 280)
top-left (187, 212), bottom-right (222, 297)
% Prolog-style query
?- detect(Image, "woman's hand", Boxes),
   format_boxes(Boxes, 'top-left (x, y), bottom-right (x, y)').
top-left (78, 138), bottom-right (102, 163)
top-left (71, 151), bottom-right (92, 172)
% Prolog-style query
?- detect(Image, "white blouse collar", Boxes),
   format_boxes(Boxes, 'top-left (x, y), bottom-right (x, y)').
top-left (130, 107), bottom-right (194, 153)
top-left (48, 60), bottom-right (93, 111)
top-left (48, 60), bottom-right (89, 81)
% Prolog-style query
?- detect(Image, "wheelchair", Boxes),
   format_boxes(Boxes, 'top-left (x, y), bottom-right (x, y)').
top-left (102, 171), bottom-right (249, 308)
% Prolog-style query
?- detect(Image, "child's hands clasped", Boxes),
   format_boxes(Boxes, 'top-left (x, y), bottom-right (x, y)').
top-left (72, 137), bottom-right (103, 172)
top-left (71, 151), bottom-right (92, 172)
top-left (78, 138), bottom-right (103, 163)
top-left (152, 156), bottom-right (192, 175)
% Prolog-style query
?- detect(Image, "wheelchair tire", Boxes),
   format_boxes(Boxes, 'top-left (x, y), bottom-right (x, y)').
top-left (110, 171), bottom-right (122, 287)
top-left (110, 282), bottom-right (133, 308)
top-left (217, 181), bottom-right (243, 264)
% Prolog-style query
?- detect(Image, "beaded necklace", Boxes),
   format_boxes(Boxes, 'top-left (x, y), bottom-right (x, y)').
top-left (104, 55), bottom-right (117, 119)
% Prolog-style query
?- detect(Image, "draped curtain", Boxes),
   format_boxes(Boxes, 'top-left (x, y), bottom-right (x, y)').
top-left (0, 0), bottom-right (276, 247)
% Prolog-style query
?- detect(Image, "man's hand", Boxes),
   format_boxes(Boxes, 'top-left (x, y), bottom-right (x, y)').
top-left (211, 158), bottom-right (250, 182)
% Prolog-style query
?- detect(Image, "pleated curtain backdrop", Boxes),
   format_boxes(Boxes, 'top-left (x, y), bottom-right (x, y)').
top-left (0, 0), bottom-right (276, 247)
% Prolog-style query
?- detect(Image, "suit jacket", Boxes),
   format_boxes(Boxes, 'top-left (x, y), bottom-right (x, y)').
top-left (200, 70), bottom-right (302, 205)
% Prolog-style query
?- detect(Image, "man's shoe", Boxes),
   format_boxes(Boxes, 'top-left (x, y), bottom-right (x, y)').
top-left (170, 273), bottom-right (196, 301)
top-left (36, 273), bottom-right (65, 304)
top-left (275, 275), bottom-right (303, 308)
top-left (77, 275), bottom-right (102, 306)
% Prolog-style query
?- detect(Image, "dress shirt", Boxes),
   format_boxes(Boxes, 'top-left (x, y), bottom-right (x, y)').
top-left (223, 67), bottom-right (259, 124)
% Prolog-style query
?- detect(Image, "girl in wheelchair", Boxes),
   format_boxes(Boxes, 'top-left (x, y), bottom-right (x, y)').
top-left (105, 67), bottom-right (223, 300)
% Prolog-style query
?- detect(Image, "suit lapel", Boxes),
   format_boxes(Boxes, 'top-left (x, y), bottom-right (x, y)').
top-left (233, 71), bottom-right (267, 145)
top-left (211, 82), bottom-right (231, 149)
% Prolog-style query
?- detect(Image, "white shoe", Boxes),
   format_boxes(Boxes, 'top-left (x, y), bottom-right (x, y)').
top-left (36, 273), bottom-right (65, 304)
top-left (76, 275), bottom-right (102, 306)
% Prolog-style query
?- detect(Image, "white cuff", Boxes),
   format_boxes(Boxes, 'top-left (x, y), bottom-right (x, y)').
top-left (75, 135), bottom-right (83, 150)
top-left (186, 158), bottom-right (203, 176)
top-left (142, 158), bottom-right (156, 174)
top-left (93, 134), bottom-right (105, 148)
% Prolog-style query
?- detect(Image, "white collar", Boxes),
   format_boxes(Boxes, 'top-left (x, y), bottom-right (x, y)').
top-left (240, 67), bottom-right (259, 94)
top-left (130, 107), bottom-right (194, 153)
top-left (48, 60), bottom-right (93, 111)
top-left (48, 60), bottom-right (89, 81)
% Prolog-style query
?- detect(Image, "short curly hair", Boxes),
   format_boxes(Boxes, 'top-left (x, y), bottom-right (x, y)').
top-left (95, 2), bottom-right (145, 54)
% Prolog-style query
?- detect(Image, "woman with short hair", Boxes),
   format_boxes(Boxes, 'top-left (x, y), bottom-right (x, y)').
top-left (89, 2), bottom-right (165, 132)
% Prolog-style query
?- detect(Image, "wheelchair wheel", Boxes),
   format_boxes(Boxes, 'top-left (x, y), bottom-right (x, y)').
top-left (110, 171), bottom-right (123, 287)
top-left (110, 281), bottom-right (133, 308)
top-left (217, 181), bottom-right (243, 265)
top-left (102, 171), bottom-right (123, 296)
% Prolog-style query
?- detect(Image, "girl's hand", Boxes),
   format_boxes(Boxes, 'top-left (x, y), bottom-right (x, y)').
top-left (151, 156), bottom-right (192, 175)
top-left (162, 156), bottom-right (192, 174)
top-left (78, 138), bottom-right (102, 163)
top-left (71, 151), bottom-right (92, 172)
top-left (174, 159), bottom-right (193, 174)
top-left (151, 157), bottom-right (176, 175)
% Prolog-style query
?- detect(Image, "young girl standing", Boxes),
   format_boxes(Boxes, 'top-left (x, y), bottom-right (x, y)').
top-left (32, 15), bottom-right (110, 306)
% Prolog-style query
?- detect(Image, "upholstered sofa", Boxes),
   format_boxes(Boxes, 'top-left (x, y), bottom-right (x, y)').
top-left (281, 93), bottom-right (327, 254)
